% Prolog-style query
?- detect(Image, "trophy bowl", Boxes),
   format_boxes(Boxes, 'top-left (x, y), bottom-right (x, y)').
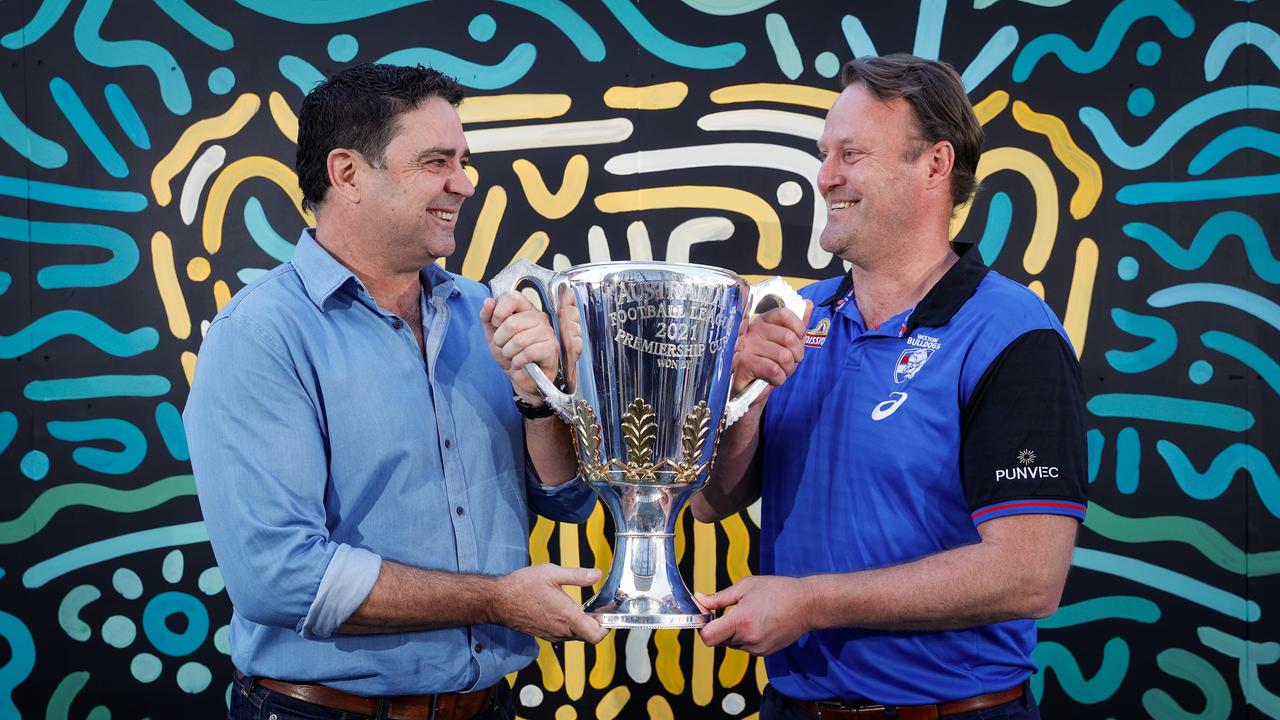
top-left (491, 259), bottom-right (804, 628)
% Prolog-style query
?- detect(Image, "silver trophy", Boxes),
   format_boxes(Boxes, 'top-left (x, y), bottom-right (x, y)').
top-left (490, 259), bottom-right (804, 628)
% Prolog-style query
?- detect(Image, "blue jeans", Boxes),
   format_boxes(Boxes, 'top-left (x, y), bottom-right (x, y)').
top-left (228, 672), bottom-right (515, 720)
top-left (760, 683), bottom-right (1040, 720)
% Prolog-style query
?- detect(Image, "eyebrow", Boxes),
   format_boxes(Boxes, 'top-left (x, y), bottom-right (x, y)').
top-left (415, 146), bottom-right (471, 162)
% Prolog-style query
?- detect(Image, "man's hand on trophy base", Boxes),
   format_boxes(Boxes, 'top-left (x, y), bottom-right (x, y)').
top-left (731, 302), bottom-right (813, 394)
top-left (481, 293), bottom-right (560, 403)
top-left (695, 575), bottom-right (814, 655)
top-left (493, 563), bottom-right (607, 644)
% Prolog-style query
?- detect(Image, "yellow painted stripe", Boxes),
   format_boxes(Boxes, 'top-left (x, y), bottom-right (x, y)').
top-left (461, 185), bottom-right (507, 281)
top-left (268, 91), bottom-right (299, 143)
top-left (186, 256), bottom-right (211, 282)
top-left (535, 638), bottom-right (565, 692)
top-left (150, 231), bottom-right (191, 340)
top-left (513, 155), bottom-right (588, 220)
top-left (1028, 280), bottom-right (1045, 299)
top-left (559, 521), bottom-right (585, 700)
top-left (464, 164), bottom-right (480, 188)
top-left (973, 90), bottom-right (1010, 126)
top-left (756, 655), bottom-right (769, 692)
top-left (529, 515), bottom-right (554, 565)
top-left (513, 231), bottom-right (550, 265)
top-left (719, 647), bottom-right (751, 689)
top-left (459, 94), bottom-right (572, 124)
top-left (203, 156), bottom-right (312, 254)
top-left (595, 186), bottom-right (782, 269)
top-left (586, 505), bottom-right (616, 690)
top-left (595, 686), bottom-right (631, 720)
top-left (710, 83), bottom-right (838, 110)
top-left (152, 93), bottom-right (260, 206)
top-left (554, 704), bottom-right (577, 720)
top-left (181, 351), bottom-right (197, 387)
top-left (1011, 100), bottom-right (1103, 220)
top-left (653, 629), bottom-right (685, 694)
top-left (720, 514), bottom-right (752, 584)
top-left (693, 520), bottom-right (716, 706)
top-left (213, 280), bottom-right (231, 311)
top-left (604, 82), bottom-right (689, 110)
top-left (646, 694), bottom-right (675, 720)
top-left (1063, 237), bottom-right (1098, 358)
top-left (949, 147), bottom-right (1059, 276)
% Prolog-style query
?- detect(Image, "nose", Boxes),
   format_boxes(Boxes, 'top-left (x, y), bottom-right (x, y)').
top-left (448, 164), bottom-right (476, 198)
top-left (817, 154), bottom-right (841, 197)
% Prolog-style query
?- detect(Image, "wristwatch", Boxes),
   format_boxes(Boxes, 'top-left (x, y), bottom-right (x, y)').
top-left (513, 395), bottom-right (556, 419)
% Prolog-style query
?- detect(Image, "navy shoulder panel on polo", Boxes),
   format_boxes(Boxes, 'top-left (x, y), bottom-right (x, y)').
top-left (758, 243), bottom-right (1087, 704)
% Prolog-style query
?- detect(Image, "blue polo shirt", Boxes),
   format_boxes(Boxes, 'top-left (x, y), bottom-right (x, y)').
top-left (760, 243), bottom-right (1088, 704)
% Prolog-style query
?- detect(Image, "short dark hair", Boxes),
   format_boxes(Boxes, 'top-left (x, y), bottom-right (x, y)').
top-left (841, 54), bottom-right (983, 206)
top-left (296, 63), bottom-right (465, 212)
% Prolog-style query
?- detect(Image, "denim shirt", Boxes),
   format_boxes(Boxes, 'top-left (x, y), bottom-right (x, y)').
top-left (184, 230), bottom-right (595, 695)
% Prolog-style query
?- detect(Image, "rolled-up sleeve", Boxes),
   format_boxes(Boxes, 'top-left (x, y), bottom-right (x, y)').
top-left (184, 313), bottom-right (381, 636)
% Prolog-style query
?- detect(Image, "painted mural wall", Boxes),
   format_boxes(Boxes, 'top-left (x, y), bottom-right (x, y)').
top-left (0, 0), bottom-right (1276, 717)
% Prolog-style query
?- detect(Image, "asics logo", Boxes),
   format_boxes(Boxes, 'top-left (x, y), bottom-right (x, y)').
top-left (871, 392), bottom-right (908, 421)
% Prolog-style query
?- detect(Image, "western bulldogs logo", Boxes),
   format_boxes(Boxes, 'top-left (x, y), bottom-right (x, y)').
top-left (894, 348), bottom-right (933, 383)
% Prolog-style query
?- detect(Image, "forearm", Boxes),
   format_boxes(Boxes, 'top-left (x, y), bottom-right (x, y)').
top-left (525, 414), bottom-right (578, 486)
top-left (339, 560), bottom-right (501, 634)
top-left (691, 399), bottom-right (765, 522)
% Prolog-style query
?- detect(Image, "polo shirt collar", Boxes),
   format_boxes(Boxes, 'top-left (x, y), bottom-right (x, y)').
top-left (292, 228), bottom-right (459, 310)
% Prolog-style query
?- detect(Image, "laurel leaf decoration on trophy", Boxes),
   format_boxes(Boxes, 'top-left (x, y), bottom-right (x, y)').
top-left (571, 399), bottom-right (607, 482)
top-left (676, 401), bottom-right (712, 483)
top-left (621, 397), bottom-right (658, 481)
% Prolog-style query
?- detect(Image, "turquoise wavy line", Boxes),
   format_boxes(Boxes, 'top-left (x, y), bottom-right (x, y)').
top-left (0, 612), bottom-right (35, 720)
top-left (1087, 393), bottom-right (1254, 432)
top-left (0, 89), bottom-right (67, 169)
top-left (976, 0), bottom-right (1072, 7)
top-left (961, 25), bottom-right (1019, 91)
top-left (0, 274), bottom-right (8, 295)
top-left (1118, 173), bottom-right (1280, 205)
top-left (1038, 596), bottom-right (1160, 628)
top-left (841, 15), bottom-right (879, 58)
top-left (1148, 282), bottom-right (1280, 333)
top-left (1081, 86), bottom-right (1280, 170)
top-left (1073, 547), bottom-right (1261, 621)
top-left (682, 0), bottom-right (779, 14)
top-left (279, 55), bottom-right (325, 96)
top-left (237, 268), bottom-right (269, 284)
top-left (155, 402), bottom-right (189, 461)
top-left (47, 671), bottom-right (108, 720)
top-left (1143, 648), bottom-right (1233, 720)
top-left (496, 0), bottom-right (605, 62)
top-left (1087, 429), bottom-right (1104, 483)
top-left (1157, 441), bottom-right (1280, 520)
top-left (104, 83), bottom-right (151, 150)
top-left (1116, 426), bottom-right (1140, 494)
top-left (23, 521), bottom-right (208, 588)
top-left (1084, 501), bottom-right (1280, 576)
top-left (601, 0), bottom-right (745, 69)
top-left (976, 191), bottom-right (1012, 264)
top-left (0, 175), bottom-right (146, 212)
top-left (57, 585), bottom-right (98, 641)
top-left (1202, 331), bottom-right (1280, 397)
top-left (232, 0), bottom-right (428, 22)
top-left (765, 13), bottom-right (802, 80)
top-left (1105, 309), bottom-right (1176, 374)
top-left (377, 44), bottom-right (538, 90)
top-left (1198, 627), bottom-right (1280, 716)
top-left (1188, 127), bottom-right (1280, 175)
top-left (244, 197), bottom-right (297, 262)
top-left (154, 0), bottom-right (233, 50)
top-left (0, 310), bottom-right (158, 359)
top-left (1031, 637), bottom-right (1129, 704)
top-left (1205, 21), bottom-right (1280, 81)
top-left (913, 0), bottom-right (947, 60)
top-left (1013, 0), bottom-right (1193, 82)
top-left (73, 0), bottom-right (192, 115)
top-left (48, 77), bottom-right (128, 178)
top-left (47, 418), bottom-right (147, 475)
top-left (0, 412), bottom-right (16, 456)
top-left (24, 374), bottom-right (170, 401)
top-left (0, 0), bottom-right (72, 49)
top-left (0, 215), bottom-right (139, 289)
top-left (1124, 211), bottom-right (1278, 282)
top-left (0, 475), bottom-right (195, 544)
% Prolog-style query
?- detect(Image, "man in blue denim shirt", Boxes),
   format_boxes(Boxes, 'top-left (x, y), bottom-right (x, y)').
top-left (184, 64), bottom-right (605, 720)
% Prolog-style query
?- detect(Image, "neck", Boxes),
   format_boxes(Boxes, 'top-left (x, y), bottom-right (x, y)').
top-left (850, 241), bottom-right (958, 329)
top-left (313, 224), bottom-right (425, 317)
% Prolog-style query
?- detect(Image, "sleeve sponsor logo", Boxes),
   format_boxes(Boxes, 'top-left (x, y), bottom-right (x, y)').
top-left (995, 448), bottom-right (1060, 481)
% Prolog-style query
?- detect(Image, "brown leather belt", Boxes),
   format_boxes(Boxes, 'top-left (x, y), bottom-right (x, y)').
top-left (784, 684), bottom-right (1025, 719)
top-left (235, 670), bottom-right (499, 720)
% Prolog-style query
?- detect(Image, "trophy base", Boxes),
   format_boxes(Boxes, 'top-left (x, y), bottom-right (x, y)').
top-left (591, 611), bottom-right (714, 629)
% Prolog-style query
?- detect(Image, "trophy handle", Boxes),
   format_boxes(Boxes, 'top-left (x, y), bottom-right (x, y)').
top-left (488, 259), bottom-right (574, 419)
top-left (723, 276), bottom-right (807, 427)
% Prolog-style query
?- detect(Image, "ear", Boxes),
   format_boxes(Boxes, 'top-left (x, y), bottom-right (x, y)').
top-left (923, 140), bottom-right (956, 194)
top-left (326, 148), bottom-right (362, 204)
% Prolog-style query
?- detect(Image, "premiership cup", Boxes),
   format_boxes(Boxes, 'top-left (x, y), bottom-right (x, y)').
top-left (490, 259), bottom-right (804, 628)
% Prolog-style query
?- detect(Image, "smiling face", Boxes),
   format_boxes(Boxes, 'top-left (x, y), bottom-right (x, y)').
top-left (816, 83), bottom-right (930, 266)
top-left (357, 96), bottom-right (475, 271)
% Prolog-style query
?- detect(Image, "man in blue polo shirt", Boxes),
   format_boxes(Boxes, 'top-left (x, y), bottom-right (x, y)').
top-left (693, 54), bottom-right (1087, 719)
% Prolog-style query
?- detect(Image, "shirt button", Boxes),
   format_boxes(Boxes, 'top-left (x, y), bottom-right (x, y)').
top-left (456, 506), bottom-right (465, 516)
top-left (474, 643), bottom-right (483, 653)
top-left (443, 439), bottom-right (452, 449)
top-left (391, 319), bottom-right (403, 329)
